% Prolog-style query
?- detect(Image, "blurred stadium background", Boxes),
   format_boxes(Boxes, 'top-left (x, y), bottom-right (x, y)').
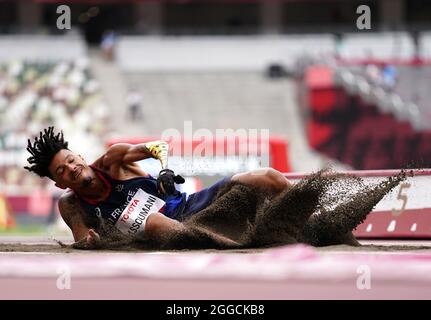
top-left (0, 0), bottom-right (430, 237)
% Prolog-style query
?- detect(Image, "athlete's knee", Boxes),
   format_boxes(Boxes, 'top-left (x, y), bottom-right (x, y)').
top-left (261, 167), bottom-right (291, 191)
top-left (145, 212), bottom-right (182, 240)
top-left (232, 167), bottom-right (291, 192)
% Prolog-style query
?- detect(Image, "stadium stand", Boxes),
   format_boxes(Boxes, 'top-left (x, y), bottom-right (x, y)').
top-left (338, 32), bottom-right (416, 61)
top-left (303, 33), bottom-right (431, 170)
top-left (0, 59), bottom-right (109, 189)
top-left (114, 35), bottom-right (346, 174)
top-left (0, 35), bottom-right (109, 222)
top-left (116, 35), bottom-right (336, 71)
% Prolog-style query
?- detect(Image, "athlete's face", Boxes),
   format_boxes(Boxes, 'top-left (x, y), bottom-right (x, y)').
top-left (48, 149), bottom-right (95, 190)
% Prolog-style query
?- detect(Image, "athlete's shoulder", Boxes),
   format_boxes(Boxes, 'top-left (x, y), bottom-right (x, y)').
top-left (91, 154), bottom-right (109, 171)
top-left (58, 190), bottom-right (81, 212)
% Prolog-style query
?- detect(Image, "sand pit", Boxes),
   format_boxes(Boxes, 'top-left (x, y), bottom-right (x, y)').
top-left (1, 238), bottom-right (431, 254)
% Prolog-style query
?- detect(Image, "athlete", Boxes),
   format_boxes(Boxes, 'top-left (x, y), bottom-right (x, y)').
top-left (25, 127), bottom-right (292, 249)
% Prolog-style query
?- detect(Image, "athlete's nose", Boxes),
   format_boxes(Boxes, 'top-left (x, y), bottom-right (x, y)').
top-left (66, 162), bottom-right (77, 171)
top-left (67, 163), bottom-right (78, 178)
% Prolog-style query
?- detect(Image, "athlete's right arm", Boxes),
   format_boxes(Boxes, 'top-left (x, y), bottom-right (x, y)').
top-left (95, 141), bottom-right (169, 170)
top-left (58, 191), bottom-right (100, 248)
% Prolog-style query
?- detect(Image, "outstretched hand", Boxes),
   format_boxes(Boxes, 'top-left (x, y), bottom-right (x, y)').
top-left (72, 228), bottom-right (101, 250)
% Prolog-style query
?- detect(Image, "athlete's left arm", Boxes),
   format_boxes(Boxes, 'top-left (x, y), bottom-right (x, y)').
top-left (98, 141), bottom-right (169, 169)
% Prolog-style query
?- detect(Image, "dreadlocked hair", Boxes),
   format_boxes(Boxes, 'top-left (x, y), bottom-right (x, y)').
top-left (24, 126), bottom-right (69, 179)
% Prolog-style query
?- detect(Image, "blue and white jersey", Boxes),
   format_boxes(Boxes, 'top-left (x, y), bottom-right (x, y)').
top-left (77, 166), bottom-right (186, 236)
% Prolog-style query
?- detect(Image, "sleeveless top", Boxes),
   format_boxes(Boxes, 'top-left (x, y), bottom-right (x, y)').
top-left (77, 166), bottom-right (186, 236)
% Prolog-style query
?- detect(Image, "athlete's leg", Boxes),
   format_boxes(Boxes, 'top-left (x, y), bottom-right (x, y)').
top-left (176, 168), bottom-right (291, 221)
top-left (145, 212), bottom-right (240, 249)
top-left (231, 167), bottom-right (292, 194)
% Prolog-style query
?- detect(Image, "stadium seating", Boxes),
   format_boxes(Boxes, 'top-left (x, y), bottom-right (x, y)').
top-left (123, 71), bottom-right (298, 136)
top-left (0, 59), bottom-right (107, 195)
top-left (304, 59), bottom-right (431, 170)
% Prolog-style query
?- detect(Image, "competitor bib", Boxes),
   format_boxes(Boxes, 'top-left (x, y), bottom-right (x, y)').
top-left (115, 188), bottom-right (165, 235)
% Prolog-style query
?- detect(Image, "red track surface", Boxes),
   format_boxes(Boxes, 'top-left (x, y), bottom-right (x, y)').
top-left (0, 238), bottom-right (431, 299)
